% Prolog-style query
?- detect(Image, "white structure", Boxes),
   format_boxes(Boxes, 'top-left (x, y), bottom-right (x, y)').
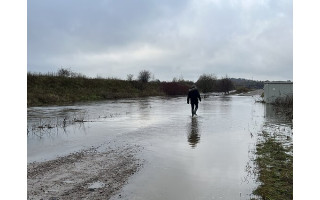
top-left (264, 81), bottom-right (293, 103)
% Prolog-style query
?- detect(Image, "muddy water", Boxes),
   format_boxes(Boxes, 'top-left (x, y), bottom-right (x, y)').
top-left (28, 95), bottom-right (269, 199)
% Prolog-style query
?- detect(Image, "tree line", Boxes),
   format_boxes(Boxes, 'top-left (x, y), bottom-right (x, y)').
top-left (128, 70), bottom-right (235, 94)
top-left (29, 68), bottom-right (264, 95)
top-left (195, 74), bottom-right (234, 94)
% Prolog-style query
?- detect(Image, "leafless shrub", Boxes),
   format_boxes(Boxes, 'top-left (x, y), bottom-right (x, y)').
top-left (273, 95), bottom-right (293, 108)
top-left (218, 75), bottom-right (234, 94)
top-left (127, 74), bottom-right (134, 81)
top-left (57, 67), bottom-right (72, 77)
top-left (57, 67), bottom-right (86, 78)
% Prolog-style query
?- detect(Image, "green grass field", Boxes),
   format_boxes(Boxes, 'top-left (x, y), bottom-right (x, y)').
top-left (27, 74), bottom-right (166, 106)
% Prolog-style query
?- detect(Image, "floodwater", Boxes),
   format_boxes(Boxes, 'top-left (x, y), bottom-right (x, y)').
top-left (27, 94), bottom-right (291, 200)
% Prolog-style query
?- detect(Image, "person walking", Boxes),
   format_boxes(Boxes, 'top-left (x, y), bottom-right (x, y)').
top-left (187, 85), bottom-right (201, 116)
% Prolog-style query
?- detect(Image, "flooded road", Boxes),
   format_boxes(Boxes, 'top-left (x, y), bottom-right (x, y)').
top-left (28, 94), bottom-right (288, 199)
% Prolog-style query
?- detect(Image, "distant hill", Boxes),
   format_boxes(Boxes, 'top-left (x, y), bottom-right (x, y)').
top-left (230, 78), bottom-right (264, 89)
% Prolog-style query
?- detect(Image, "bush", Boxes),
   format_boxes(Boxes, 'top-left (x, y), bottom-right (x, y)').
top-left (161, 82), bottom-right (189, 96)
top-left (235, 87), bottom-right (250, 93)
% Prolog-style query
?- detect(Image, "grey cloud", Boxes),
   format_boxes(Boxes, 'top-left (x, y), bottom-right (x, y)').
top-left (28, 0), bottom-right (292, 81)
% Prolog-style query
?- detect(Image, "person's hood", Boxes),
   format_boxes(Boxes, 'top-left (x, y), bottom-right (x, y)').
top-left (189, 86), bottom-right (197, 91)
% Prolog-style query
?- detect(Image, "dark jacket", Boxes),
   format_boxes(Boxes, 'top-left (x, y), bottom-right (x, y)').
top-left (187, 88), bottom-right (201, 104)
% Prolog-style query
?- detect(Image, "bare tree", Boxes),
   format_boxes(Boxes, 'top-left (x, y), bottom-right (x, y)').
top-left (218, 75), bottom-right (234, 94)
top-left (57, 67), bottom-right (85, 78)
top-left (138, 70), bottom-right (151, 83)
top-left (127, 74), bottom-right (134, 81)
top-left (172, 77), bottom-right (178, 82)
top-left (196, 74), bottom-right (217, 93)
top-left (57, 67), bottom-right (71, 77)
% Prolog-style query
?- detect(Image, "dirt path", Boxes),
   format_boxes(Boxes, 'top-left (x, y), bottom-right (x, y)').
top-left (27, 145), bottom-right (142, 200)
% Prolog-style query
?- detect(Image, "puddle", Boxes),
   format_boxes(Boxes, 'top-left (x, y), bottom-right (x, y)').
top-left (88, 181), bottom-right (106, 189)
top-left (27, 94), bottom-right (291, 199)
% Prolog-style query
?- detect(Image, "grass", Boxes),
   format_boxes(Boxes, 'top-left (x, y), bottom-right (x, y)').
top-left (235, 86), bottom-right (251, 94)
top-left (251, 105), bottom-right (293, 200)
top-left (27, 73), bottom-right (193, 107)
top-left (252, 133), bottom-right (293, 200)
top-left (272, 96), bottom-right (293, 121)
top-left (27, 74), bottom-right (163, 106)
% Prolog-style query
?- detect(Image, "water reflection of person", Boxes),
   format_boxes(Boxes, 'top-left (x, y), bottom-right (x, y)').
top-left (188, 117), bottom-right (200, 148)
top-left (138, 99), bottom-right (151, 120)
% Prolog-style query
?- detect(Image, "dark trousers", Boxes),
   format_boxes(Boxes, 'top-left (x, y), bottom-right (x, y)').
top-left (191, 102), bottom-right (198, 115)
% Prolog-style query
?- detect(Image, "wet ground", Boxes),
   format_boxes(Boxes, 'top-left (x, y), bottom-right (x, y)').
top-left (27, 91), bottom-right (292, 200)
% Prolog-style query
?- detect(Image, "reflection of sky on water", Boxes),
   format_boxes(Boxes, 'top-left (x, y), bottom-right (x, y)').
top-left (28, 97), bottom-right (185, 162)
top-left (263, 103), bottom-right (293, 150)
top-left (264, 103), bottom-right (292, 125)
top-left (111, 95), bottom-right (267, 200)
top-left (27, 95), bottom-right (292, 200)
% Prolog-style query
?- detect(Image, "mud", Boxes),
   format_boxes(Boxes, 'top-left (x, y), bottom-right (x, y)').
top-left (27, 145), bottom-right (142, 200)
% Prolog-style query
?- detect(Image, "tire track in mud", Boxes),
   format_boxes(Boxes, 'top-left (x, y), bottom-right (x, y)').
top-left (27, 145), bottom-right (143, 200)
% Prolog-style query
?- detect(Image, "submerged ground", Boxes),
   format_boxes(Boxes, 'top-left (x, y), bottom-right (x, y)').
top-left (27, 91), bottom-right (292, 200)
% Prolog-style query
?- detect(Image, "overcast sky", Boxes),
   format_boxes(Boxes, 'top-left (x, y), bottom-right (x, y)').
top-left (27, 0), bottom-right (292, 81)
